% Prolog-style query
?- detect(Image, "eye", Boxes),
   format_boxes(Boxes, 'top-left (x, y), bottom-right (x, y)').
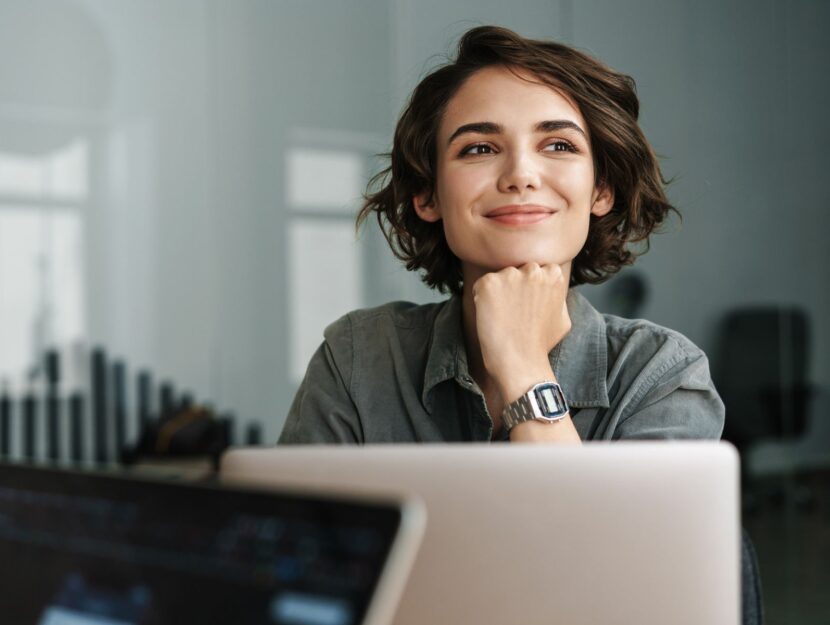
top-left (544, 140), bottom-right (578, 153)
top-left (459, 143), bottom-right (495, 157)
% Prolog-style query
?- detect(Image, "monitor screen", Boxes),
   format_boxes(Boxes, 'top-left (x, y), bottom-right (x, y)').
top-left (0, 463), bottom-right (403, 625)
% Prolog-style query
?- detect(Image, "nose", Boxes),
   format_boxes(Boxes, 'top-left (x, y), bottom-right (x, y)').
top-left (496, 149), bottom-right (542, 194)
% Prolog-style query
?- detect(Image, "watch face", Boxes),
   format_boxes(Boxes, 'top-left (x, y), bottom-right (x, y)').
top-left (533, 383), bottom-right (567, 418)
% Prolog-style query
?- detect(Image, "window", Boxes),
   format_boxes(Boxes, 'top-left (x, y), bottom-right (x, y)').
top-left (0, 137), bottom-right (87, 390)
top-left (285, 137), bottom-right (371, 385)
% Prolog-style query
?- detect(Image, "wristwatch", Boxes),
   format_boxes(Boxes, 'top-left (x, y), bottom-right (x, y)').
top-left (502, 380), bottom-right (569, 431)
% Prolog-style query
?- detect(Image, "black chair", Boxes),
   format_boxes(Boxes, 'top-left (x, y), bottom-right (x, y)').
top-left (715, 307), bottom-right (817, 512)
top-left (716, 307), bottom-right (812, 451)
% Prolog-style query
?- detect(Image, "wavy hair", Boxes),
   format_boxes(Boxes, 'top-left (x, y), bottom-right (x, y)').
top-left (357, 25), bottom-right (677, 294)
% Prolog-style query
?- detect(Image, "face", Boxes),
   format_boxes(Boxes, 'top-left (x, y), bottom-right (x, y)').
top-left (414, 65), bottom-right (614, 286)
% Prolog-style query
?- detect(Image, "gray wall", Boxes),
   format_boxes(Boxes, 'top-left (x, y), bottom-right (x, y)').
top-left (0, 0), bottom-right (827, 448)
top-left (570, 0), bottom-right (830, 390)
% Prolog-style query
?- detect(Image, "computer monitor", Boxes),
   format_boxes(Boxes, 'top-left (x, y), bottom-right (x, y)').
top-left (0, 463), bottom-right (424, 625)
top-left (222, 442), bottom-right (741, 625)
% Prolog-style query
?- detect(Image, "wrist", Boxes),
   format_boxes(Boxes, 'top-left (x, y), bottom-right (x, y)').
top-left (501, 378), bottom-right (570, 439)
top-left (494, 365), bottom-right (557, 404)
top-left (510, 416), bottom-right (581, 444)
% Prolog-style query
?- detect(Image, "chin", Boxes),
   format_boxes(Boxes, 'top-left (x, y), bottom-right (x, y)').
top-left (491, 254), bottom-right (563, 269)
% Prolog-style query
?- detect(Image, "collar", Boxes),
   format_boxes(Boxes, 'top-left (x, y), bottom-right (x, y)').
top-left (421, 289), bottom-right (610, 413)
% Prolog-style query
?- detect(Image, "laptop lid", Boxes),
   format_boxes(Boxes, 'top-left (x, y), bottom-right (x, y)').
top-left (221, 442), bottom-right (740, 625)
top-left (0, 463), bottom-right (424, 625)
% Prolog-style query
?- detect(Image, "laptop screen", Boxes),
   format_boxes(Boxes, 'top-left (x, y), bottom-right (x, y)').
top-left (0, 463), bottom-right (404, 625)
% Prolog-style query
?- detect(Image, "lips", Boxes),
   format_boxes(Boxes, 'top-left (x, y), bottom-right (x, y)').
top-left (485, 204), bottom-right (557, 225)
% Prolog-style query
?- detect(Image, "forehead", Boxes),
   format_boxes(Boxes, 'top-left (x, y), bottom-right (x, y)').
top-left (439, 66), bottom-right (587, 141)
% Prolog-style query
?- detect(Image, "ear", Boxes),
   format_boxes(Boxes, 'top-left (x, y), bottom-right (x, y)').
top-left (413, 191), bottom-right (442, 223)
top-left (590, 182), bottom-right (614, 217)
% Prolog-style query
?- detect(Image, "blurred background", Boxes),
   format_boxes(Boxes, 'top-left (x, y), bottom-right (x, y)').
top-left (0, 1), bottom-right (827, 622)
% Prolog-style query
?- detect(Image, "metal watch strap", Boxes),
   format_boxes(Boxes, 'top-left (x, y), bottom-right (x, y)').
top-left (502, 381), bottom-right (569, 431)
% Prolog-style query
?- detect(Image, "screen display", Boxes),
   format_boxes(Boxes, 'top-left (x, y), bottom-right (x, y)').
top-left (534, 385), bottom-right (565, 416)
top-left (0, 464), bottom-right (402, 625)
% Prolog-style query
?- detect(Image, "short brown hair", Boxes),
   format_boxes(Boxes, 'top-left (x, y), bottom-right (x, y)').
top-left (357, 25), bottom-right (676, 295)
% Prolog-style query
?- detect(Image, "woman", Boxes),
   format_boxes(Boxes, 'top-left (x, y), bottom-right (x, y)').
top-left (279, 25), bottom-right (724, 445)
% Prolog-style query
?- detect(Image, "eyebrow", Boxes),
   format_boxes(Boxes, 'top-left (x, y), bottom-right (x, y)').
top-left (446, 120), bottom-right (587, 147)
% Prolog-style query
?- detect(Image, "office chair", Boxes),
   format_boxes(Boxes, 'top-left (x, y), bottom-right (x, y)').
top-left (717, 307), bottom-right (811, 450)
top-left (716, 306), bottom-right (816, 515)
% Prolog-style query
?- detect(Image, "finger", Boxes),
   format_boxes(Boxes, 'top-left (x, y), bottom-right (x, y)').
top-left (542, 263), bottom-right (565, 283)
top-left (521, 262), bottom-right (541, 276)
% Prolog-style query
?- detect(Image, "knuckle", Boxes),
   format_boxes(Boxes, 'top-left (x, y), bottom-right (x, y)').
top-left (476, 274), bottom-right (494, 291)
top-left (546, 266), bottom-right (564, 284)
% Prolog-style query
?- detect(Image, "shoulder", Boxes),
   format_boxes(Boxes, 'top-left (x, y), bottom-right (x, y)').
top-left (603, 314), bottom-right (703, 361)
top-left (323, 299), bottom-right (447, 342)
top-left (602, 313), bottom-right (717, 399)
top-left (317, 299), bottom-right (453, 411)
top-left (321, 300), bottom-right (452, 378)
top-left (564, 292), bottom-right (722, 440)
top-left (596, 315), bottom-right (723, 440)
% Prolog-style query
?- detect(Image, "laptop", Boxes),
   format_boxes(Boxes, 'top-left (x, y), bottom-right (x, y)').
top-left (0, 463), bottom-right (425, 625)
top-left (221, 442), bottom-right (741, 625)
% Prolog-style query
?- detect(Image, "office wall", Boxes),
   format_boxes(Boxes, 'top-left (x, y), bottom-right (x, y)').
top-left (0, 0), bottom-right (826, 447)
top-left (0, 0), bottom-right (396, 445)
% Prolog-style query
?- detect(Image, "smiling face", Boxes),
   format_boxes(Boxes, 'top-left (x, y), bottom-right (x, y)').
top-left (413, 65), bottom-right (614, 287)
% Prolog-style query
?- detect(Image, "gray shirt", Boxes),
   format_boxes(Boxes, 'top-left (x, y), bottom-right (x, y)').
top-left (279, 289), bottom-right (724, 444)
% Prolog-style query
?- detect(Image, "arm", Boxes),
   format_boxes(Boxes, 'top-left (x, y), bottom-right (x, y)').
top-left (472, 263), bottom-right (581, 443)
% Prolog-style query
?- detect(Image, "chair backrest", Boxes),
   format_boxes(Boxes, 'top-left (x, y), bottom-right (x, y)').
top-left (716, 307), bottom-right (810, 445)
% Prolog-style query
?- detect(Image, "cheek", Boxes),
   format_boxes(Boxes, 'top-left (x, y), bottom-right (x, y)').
top-left (435, 168), bottom-right (483, 248)
top-left (547, 163), bottom-right (596, 203)
top-left (567, 212), bottom-right (594, 260)
top-left (440, 213), bottom-right (466, 256)
top-left (574, 215), bottom-right (591, 241)
top-left (439, 166), bottom-right (486, 203)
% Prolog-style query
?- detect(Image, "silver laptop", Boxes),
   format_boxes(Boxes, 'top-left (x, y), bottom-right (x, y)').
top-left (221, 442), bottom-right (741, 625)
top-left (0, 462), bottom-right (425, 625)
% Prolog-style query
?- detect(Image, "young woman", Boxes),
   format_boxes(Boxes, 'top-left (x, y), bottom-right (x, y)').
top-left (279, 25), bottom-right (724, 445)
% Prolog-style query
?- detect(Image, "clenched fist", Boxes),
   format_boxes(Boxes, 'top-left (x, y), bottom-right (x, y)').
top-left (472, 262), bottom-right (571, 403)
